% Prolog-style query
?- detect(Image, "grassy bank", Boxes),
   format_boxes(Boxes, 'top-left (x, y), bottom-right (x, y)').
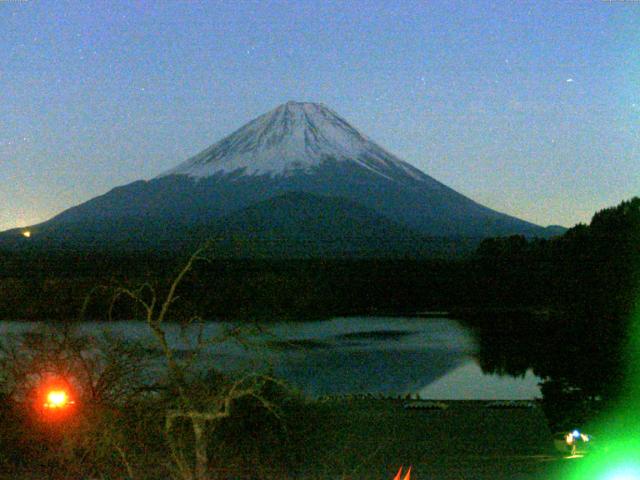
top-left (1, 394), bottom-right (564, 479)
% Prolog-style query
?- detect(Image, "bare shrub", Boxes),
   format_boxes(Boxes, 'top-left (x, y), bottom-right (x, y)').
top-left (106, 245), bottom-right (291, 480)
top-left (0, 245), bottom-right (310, 480)
top-left (0, 323), bottom-right (161, 479)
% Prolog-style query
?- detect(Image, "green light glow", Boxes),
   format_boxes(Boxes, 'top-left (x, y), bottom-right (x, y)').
top-left (562, 302), bottom-right (640, 480)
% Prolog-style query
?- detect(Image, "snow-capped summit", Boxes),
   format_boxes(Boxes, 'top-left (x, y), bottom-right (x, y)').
top-left (162, 101), bottom-right (428, 183)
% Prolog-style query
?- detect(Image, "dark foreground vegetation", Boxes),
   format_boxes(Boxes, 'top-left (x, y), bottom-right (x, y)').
top-left (0, 252), bottom-right (480, 322)
top-left (464, 197), bottom-right (640, 431)
top-left (0, 257), bottom-right (325, 480)
top-left (0, 324), bottom-right (316, 479)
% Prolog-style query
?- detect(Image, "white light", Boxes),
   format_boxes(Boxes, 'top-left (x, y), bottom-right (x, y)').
top-left (603, 465), bottom-right (640, 480)
top-left (43, 389), bottom-right (73, 409)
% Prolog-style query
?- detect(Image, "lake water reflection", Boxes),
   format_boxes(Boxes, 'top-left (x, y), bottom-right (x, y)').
top-left (0, 317), bottom-right (541, 399)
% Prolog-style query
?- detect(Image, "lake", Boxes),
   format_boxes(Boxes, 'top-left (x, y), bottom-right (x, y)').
top-left (0, 317), bottom-right (541, 399)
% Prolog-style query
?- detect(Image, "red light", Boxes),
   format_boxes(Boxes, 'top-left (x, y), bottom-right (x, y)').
top-left (33, 377), bottom-right (77, 420)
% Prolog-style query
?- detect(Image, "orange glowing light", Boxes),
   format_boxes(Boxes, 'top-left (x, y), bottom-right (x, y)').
top-left (43, 389), bottom-right (73, 409)
top-left (393, 466), bottom-right (411, 480)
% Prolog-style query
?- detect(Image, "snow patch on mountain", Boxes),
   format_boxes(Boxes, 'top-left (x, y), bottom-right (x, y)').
top-left (161, 101), bottom-right (431, 184)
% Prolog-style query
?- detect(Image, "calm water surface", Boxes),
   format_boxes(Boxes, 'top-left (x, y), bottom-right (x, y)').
top-left (0, 317), bottom-right (541, 399)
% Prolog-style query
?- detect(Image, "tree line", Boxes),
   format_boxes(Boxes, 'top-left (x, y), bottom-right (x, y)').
top-left (465, 197), bottom-right (640, 429)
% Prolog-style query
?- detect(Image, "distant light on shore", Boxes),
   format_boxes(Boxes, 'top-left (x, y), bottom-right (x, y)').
top-left (22, 230), bottom-right (31, 238)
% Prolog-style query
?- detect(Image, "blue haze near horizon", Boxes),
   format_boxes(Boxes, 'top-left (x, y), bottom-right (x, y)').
top-left (1, 0), bottom-right (638, 231)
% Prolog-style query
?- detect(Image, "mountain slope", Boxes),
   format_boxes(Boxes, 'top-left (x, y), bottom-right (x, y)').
top-left (205, 191), bottom-right (430, 257)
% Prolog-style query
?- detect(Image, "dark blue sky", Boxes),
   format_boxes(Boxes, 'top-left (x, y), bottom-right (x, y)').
top-left (2, 0), bottom-right (638, 230)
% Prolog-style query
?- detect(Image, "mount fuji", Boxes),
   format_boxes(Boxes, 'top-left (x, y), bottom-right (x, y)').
top-left (1, 101), bottom-right (557, 255)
